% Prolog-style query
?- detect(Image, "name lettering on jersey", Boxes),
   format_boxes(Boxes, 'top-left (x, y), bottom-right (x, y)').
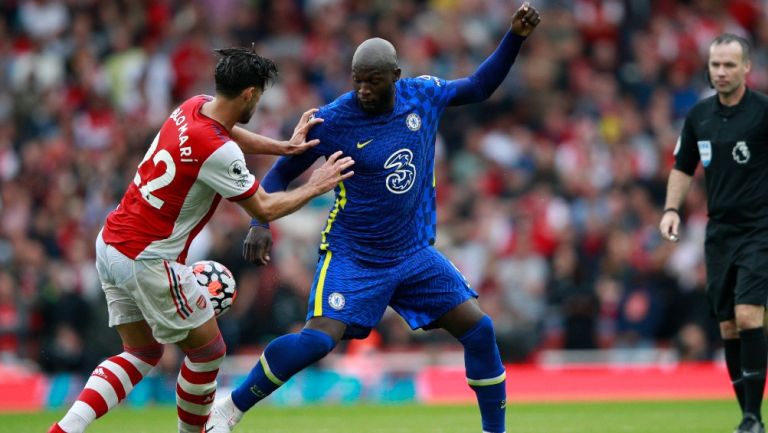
top-left (406, 113), bottom-right (421, 131)
top-left (733, 141), bottom-right (750, 164)
top-left (356, 139), bottom-right (374, 149)
top-left (170, 107), bottom-right (195, 162)
top-left (417, 75), bottom-right (442, 87)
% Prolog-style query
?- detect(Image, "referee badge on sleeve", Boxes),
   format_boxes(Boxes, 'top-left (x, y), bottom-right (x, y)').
top-left (697, 140), bottom-right (712, 167)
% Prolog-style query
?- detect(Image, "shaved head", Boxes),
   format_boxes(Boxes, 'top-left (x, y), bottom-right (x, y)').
top-left (351, 38), bottom-right (401, 114)
top-left (352, 38), bottom-right (398, 71)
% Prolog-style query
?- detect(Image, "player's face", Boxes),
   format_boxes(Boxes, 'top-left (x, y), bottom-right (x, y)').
top-left (708, 41), bottom-right (750, 97)
top-left (239, 87), bottom-right (262, 123)
top-left (352, 67), bottom-right (399, 114)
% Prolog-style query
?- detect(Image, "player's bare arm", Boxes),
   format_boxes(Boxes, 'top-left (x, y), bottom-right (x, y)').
top-left (230, 108), bottom-right (324, 155)
top-left (239, 150), bottom-right (354, 223)
top-left (659, 169), bottom-right (693, 242)
top-left (511, 2), bottom-right (541, 37)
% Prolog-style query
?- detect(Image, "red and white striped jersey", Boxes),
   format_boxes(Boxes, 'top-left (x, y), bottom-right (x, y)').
top-left (102, 95), bottom-right (258, 262)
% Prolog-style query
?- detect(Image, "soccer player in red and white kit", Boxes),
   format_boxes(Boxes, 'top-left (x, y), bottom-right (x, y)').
top-left (48, 48), bottom-right (354, 433)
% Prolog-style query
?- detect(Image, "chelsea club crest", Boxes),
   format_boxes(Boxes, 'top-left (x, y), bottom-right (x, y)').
top-left (406, 113), bottom-right (421, 131)
top-left (328, 292), bottom-right (346, 310)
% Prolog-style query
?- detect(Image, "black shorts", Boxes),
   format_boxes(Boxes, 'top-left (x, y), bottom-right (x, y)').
top-left (705, 221), bottom-right (768, 321)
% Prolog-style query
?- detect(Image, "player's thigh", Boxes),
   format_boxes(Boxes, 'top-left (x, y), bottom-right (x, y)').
top-left (704, 225), bottom-right (738, 322)
top-left (115, 320), bottom-right (158, 348)
top-left (390, 247), bottom-right (478, 331)
top-left (306, 250), bottom-right (397, 332)
top-left (96, 232), bottom-right (145, 328)
top-left (177, 316), bottom-right (220, 351)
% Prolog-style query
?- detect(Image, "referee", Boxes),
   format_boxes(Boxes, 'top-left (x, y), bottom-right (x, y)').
top-left (660, 33), bottom-right (768, 433)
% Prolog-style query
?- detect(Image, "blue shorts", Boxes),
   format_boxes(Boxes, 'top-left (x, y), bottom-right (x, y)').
top-left (306, 246), bottom-right (478, 339)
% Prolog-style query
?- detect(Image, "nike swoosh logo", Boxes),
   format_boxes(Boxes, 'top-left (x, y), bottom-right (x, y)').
top-left (356, 139), bottom-right (374, 149)
top-left (205, 426), bottom-right (214, 433)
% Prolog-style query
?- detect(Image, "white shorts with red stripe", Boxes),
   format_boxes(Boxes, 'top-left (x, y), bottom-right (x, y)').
top-left (95, 231), bottom-right (214, 344)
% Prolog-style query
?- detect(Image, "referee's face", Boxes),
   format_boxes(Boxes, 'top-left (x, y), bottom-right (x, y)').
top-left (708, 41), bottom-right (751, 97)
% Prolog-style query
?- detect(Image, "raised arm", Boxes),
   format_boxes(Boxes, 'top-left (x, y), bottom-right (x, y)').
top-left (448, 2), bottom-right (540, 106)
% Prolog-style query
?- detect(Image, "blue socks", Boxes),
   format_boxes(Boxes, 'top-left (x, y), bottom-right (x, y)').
top-left (231, 328), bottom-right (336, 412)
top-left (231, 317), bottom-right (505, 433)
top-left (459, 316), bottom-right (507, 433)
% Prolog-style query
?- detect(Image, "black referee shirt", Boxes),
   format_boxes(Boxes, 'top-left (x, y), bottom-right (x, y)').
top-left (674, 87), bottom-right (768, 225)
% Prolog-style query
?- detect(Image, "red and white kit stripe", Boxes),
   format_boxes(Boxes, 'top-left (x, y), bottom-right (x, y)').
top-left (50, 344), bottom-right (164, 433)
top-left (176, 334), bottom-right (227, 433)
top-left (102, 95), bottom-right (258, 263)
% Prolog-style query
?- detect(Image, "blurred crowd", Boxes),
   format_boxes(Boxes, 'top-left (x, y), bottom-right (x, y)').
top-left (2, 0), bottom-right (767, 374)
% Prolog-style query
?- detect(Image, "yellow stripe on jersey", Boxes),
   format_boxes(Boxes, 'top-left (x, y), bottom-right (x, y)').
top-left (313, 250), bottom-right (333, 317)
top-left (319, 181), bottom-right (347, 251)
top-left (466, 371), bottom-right (506, 387)
top-left (260, 353), bottom-right (284, 386)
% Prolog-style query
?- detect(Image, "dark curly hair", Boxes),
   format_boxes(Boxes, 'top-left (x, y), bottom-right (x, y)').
top-left (213, 45), bottom-right (278, 98)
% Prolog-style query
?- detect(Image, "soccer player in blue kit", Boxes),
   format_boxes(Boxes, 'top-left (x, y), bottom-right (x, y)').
top-left (206, 3), bottom-right (541, 433)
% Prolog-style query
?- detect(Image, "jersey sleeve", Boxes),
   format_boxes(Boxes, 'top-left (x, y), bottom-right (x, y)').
top-left (198, 140), bottom-right (259, 201)
top-left (305, 109), bottom-right (335, 155)
top-left (446, 31), bottom-right (525, 106)
top-left (673, 115), bottom-right (700, 175)
top-left (413, 75), bottom-right (453, 109)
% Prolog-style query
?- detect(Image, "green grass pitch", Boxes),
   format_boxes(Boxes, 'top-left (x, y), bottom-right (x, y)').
top-left (3, 400), bottom-right (742, 433)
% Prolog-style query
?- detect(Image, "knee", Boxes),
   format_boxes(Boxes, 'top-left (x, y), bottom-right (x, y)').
top-left (184, 333), bottom-right (227, 368)
top-left (298, 328), bottom-right (337, 361)
top-left (125, 342), bottom-right (165, 367)
top-left (459, 316), bottom-right (497, 350)
top-left (720, 320), bottom-right (739, 339)
top-left (734, 305), bottom-right (765, 331)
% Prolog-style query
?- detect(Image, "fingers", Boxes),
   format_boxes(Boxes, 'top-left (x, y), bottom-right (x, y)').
top-left (299, 108), bottom-right (318, 125)
top-left (259, 251), bottom-right (271, 265)
top-left (516, 2), bottom-right (540, 26)
top-left (334, 156), bottom-right (355, 172)
top-left (326, 150), bottom-right (344, 164)
top-left (296, 117), bottom-right (324, 134)
top-left (243, 243), bottom-right (258, 263)
top-left (243, 242), bottom-right (270, 265)
top-left (658, 220), bottom-right (680, 242)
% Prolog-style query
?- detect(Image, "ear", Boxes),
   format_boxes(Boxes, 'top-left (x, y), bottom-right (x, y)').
top-left (393, 67), bottom-right (402, 82)
top-left (241, 86), bottom-right (255, 102)
top-left (744, 59), bottom-right (752, 74)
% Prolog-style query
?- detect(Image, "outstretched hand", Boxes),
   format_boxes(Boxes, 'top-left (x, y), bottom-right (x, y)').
top-left (511, 2), bottom-right (541, 37)
top-left (243, 225), bottom-right (273, 265)
top-left (282, 108), bottom-right (325, 156)
top-left (307, 150), bottom-right (355, 194)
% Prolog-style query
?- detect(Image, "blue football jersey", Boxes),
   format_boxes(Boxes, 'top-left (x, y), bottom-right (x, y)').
top-left (305, 76), bottom-right (456, 264)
